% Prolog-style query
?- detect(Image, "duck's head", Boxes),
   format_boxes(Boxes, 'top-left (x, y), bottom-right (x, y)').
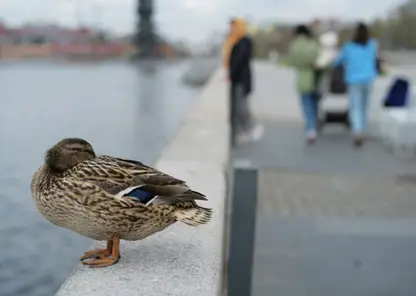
top-left (45, 138), bottom-right (96, 173)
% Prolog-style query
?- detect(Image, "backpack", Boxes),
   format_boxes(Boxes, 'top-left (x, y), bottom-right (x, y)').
top-left (384, 78), bottom-right (409, 108)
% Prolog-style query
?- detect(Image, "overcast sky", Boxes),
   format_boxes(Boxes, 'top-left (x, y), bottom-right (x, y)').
top-left (0, 0), bottom-right (406, 43)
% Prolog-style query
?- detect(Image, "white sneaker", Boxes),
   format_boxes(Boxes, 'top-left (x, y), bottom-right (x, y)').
top-left (307, 130), bottom-right (316, 139)
top-left (250, 124), bottom-right (264, 142)
top-left (236, 132), bottom-right (252, 145)
top-left (306, 130), bottom-right (317, 144)
top-left (235, 124), bottom-right (264, 146)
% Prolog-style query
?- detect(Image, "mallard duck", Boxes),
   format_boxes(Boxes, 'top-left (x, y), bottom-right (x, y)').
top-left (31, 138), bottom-right (212, 268)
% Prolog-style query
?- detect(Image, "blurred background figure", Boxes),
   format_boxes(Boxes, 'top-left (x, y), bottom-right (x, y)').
top-left (279, 24), bottom-right (320, 144)
top-left (333, 22), bottom-right (379, 147)
top-left (225, 18), bottom-right (263, 146)
top-left (314, 29), bottom-right (339, 99)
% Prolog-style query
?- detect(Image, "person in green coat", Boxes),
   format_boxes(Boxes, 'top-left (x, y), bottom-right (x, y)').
top-left (280, 25), bottom-right (320, 144)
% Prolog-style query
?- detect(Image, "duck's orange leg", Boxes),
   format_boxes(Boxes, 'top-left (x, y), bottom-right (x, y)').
top-left (82, 236), bottom-right (120, 268)
top-left (80, 240), bottom-right (113, 261)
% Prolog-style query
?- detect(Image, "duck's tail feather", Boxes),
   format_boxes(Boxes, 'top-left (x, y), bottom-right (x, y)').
top-left (174, 207), bottom-right (213, 226)
top-left (147, 190), bottom-right (207, 206)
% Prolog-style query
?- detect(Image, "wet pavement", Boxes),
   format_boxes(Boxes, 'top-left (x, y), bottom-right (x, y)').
top-left (0, 60), bottom-right (200, 296)
top-left (232, 127), bottom-right (416, 295)
top-left (230, 62), bottom-right (416, 295)
top-left (233, 127), bottom-right (416, 295)
top-left (233, 121), bottom-right (416, 175)
top-left (253, 215), bottom-right (416, 296)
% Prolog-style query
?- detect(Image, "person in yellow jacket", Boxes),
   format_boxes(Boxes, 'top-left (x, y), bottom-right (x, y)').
top-left (222, 32), bottom-right (234, 70)
top-left (223, 18), bottom-right (263, 146)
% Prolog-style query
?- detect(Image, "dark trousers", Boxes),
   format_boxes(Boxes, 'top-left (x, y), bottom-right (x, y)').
top-left (230, 83), bottom-right (254, 146)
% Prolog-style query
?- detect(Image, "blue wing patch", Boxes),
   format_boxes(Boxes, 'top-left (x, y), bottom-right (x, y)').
top-left (124, 187), bottom-right (156, 204)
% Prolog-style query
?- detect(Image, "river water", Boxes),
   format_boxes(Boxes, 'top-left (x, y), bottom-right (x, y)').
top-left (0, 60), bottom-right (201, 296)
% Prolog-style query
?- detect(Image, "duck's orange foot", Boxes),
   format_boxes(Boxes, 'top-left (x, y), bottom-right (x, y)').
top-left (80, 249), bottom-right (111, 261)
top-left (80, 239), bottom-right (114, 261)
top-left (81, 255), bottom-right (120, 268)
top-left (81, 236), bottom-right (121, 268)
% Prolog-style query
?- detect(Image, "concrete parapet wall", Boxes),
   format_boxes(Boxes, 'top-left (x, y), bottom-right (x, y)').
top-left (55, 68), bottom-right (228, 296)
top-left (182, 58), bottom-right (220, 87)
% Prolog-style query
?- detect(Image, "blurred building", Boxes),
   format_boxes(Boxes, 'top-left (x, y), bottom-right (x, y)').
top-left (0, 20), bottom-right (186, 60)
top-left (0, 22), bottom-right (99, 45)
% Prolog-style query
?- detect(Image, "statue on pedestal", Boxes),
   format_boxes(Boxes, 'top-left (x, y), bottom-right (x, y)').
top-left (134, 0), bottom-right (157, 59)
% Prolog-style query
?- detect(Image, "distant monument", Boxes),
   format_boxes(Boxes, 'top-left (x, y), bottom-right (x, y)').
top-left (134, 0), bottom-right (158, 59)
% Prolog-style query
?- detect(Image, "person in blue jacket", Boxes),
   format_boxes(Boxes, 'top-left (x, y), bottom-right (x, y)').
top-left (333, 22), bottom-right (378, 147)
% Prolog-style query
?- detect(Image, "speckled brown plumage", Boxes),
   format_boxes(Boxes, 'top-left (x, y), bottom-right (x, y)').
top-left (31, 138), bottom-right (212, 268)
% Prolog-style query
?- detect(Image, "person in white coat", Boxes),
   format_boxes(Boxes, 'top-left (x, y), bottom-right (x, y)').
top-left (314, 30), bottom-right (339, 93)
top-left (316, 31), bottom-right (339, 69)
top-left (312, 30), bottom-right (340, 132)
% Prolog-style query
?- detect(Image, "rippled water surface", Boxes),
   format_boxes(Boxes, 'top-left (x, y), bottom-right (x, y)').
top-left (0, 60), bottom-right (200, 296)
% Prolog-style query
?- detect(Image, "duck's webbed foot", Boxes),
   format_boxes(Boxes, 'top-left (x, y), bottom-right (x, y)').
top-left (81, 236), bottom-right (121, 268)
top-left (80, 240), bottom-right (113, 261)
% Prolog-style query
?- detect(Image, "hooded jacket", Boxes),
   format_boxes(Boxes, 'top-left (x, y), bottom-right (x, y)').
top-left (280, 35), bottom-right (319, 93)
top-left (333, 38), bottom-right (378, 84)
top-left (225, 18), bottom-right (253, 95)
top-left (223, 19), bottom-right (246, 69)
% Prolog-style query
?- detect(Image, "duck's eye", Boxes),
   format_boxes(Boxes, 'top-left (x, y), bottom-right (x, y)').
top-left (70, 147), bottom-right (86, 153)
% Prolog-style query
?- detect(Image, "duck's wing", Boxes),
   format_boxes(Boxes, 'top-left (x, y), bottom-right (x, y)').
top-left (100, 156), bottom-right (208, 205)
top-left (66, 156), bottom-right (137, 196)
top-left (59, 178), bottom-right (149, 218)
top-left (69, 155), bottom-right (207, 205)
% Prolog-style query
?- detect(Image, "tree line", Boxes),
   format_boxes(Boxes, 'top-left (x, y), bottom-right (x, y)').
top-left (251, 0), bottom-right (416, 58)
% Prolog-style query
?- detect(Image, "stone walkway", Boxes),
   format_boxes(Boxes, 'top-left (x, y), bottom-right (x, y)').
top-left (231, 62), bottom-right (416, 296)
top-left (234, 62), bottom-right (416, 170)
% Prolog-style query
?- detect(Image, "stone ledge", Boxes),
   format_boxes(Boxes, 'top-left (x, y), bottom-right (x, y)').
top-left (56, 68), bottom-right (227, 296)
